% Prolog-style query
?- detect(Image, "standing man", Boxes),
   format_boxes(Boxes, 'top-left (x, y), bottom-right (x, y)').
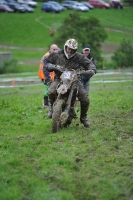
top-left (38, 44), bottom-right (59, 108)
top-left (50, 28), bottom-right (54, 36)
top-left (81, 45), bottom-right (96, 94)
top-left (45, 39), bottom-right (96, 128)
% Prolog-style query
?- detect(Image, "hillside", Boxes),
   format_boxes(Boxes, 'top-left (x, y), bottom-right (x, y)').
top-left (0, 3), bottom-right (133, 68)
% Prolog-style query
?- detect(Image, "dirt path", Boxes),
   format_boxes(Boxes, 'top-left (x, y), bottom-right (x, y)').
top-left (0, 71), bottom-right (133, 88)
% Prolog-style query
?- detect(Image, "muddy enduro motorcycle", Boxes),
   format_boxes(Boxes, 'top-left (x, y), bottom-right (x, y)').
top-left (51, 69), bottom-right (94, 133)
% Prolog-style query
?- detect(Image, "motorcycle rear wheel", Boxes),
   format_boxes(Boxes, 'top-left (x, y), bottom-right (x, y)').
top-left (52, 99), bottom-right (64, 133)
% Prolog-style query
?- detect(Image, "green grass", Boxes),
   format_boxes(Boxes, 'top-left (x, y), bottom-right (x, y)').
top-left (0, 3), bottom-right (133, 199)
top-left (0, 4), bottom-right (133, 47)
top-left (0, 72), bottom-right (133, 200)
top-left (105, 29), bottom-right (133, 44)
top-left (0, 3), bottom-right (133, 71)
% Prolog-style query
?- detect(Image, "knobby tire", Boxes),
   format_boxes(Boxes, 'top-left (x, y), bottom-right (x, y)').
top-left (52, 99), bottom-right (64, 133)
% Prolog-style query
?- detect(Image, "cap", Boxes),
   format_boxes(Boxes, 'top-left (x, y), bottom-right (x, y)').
top-left (83, 46), bottom-right (90, 51)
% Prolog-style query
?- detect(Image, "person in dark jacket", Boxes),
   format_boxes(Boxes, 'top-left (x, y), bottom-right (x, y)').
top-left (45, 39), bottom-right (96, 128)
top-left (81, 45), bottom-right (96, 94)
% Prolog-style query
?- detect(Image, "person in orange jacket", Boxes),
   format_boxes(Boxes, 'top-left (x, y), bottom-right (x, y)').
top-left (38, 44), bottom-right (59, 108)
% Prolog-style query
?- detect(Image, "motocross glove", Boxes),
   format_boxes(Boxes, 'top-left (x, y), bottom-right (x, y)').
top-left (54, 67), bottom-right (62, 75)
top-left (47, 64), bottom-right (62, 74)
top-left (47, 63), bottom-right (56, 72)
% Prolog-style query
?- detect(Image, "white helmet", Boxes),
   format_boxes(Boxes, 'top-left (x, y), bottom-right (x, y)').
top-left (64, 39), bottom-right (78, 59)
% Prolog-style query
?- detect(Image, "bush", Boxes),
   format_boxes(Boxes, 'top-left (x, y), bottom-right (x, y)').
top-left (0, 59), bottom-right (20, 74)
top-left (54, 13), bottom-right (107, 69)
top-left (111, 39), bottom-right (133, 68)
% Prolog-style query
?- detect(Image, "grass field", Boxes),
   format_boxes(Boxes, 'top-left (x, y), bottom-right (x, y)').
top-left (0, 3), bottom-right (133, 199)
top-left (0, 3), bottom-right (133, 71)
top-left (0, 4), bottom-right (133, 47)
top-left (0, 71), bottom-right (133, 200)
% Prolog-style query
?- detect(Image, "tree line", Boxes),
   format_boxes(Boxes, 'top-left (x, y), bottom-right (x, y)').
top-left (53, 13), bottom-right (133, 69)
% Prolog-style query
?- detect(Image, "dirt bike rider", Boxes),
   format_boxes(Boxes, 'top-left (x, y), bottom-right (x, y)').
top-left (45, 38), bottom-right (96, 128)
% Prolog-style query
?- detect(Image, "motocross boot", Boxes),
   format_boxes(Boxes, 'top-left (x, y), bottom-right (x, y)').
top-left (47, 105), bottom-right (53, 118)
top-left (47, 98), bottom-right (54, 119)
top-left (80, 104), bottom-right (90, 128)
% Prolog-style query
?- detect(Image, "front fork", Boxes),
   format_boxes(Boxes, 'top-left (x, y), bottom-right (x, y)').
top-left (60, 86), bottom-right (75, 126)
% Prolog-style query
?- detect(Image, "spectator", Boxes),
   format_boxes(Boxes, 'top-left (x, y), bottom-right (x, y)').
top-left (38, 44), bottom-right (59, 108)
top-left (81, 45), bottom-right (96, 94)
top-left (50, 28), bottom-right (54, 36)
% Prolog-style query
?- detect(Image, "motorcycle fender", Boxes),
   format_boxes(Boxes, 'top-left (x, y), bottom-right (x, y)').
top-left (57, 83), bottom-right (69, 94)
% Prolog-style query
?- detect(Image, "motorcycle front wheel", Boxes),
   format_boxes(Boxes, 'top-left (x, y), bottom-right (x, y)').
top-left (52, 99), bottom-right (64, 133)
